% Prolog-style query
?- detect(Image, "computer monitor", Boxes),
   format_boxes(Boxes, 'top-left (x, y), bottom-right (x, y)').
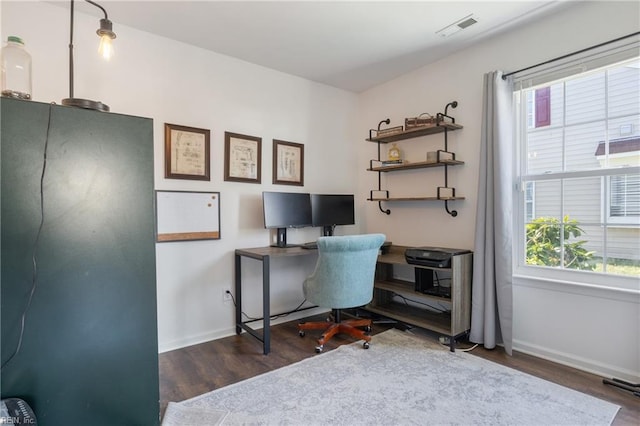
top-left (311, 194), bottom-right (355, 236)
top-left (262, 191), bottom-right (312, 247)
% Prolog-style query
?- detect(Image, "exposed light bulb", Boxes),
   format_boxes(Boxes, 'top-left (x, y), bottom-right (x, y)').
top-left (98, 34), bottom-right (113, 60)
top-left (97, 18), bottom-right (116, 61)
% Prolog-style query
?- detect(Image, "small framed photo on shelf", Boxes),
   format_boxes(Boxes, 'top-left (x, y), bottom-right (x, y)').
top-left (224, 132), bottom-right (262, 184)
top-left (273, 139), bottom-right (304, 186)
top-left (164, 123), bottom-right (211, 181)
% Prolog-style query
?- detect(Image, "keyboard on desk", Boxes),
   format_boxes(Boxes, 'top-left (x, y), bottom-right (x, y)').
top-left (301, 241), bottom-right (318, 250)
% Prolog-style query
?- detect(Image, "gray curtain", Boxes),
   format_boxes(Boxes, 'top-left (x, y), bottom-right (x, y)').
top-left (470, 70), bottom-right (514, 355)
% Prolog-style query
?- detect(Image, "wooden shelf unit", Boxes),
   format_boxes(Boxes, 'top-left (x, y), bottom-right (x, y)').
top-left (366, 102), bottom-right (464, 216)
top-left (367, 244), bottom-right (473, 351)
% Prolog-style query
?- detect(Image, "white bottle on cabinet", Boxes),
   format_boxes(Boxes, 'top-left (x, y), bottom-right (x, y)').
top-left (1, 36), bottom-right (32, 100)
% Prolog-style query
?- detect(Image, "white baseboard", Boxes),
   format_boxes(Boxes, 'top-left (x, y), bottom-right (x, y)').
top-left (158, 307), bottom-right (328, 353)
top-left (159, 329), bottom-right (234, 354)
top-left (513, 339), bottom-right (640, 384)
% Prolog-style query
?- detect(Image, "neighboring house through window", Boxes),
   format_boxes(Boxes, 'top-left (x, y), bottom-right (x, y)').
top-left (535, 86), bottom-right (551, 127)
top-left (595, 137), bottom-right (640, 224)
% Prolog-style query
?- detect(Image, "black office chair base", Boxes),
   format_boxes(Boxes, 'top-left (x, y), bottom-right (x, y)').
top-left (311, 340), bottom-right (370, 353)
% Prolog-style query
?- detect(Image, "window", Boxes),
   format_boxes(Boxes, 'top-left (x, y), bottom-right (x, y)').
top-left (515, 57), bottom-right (640, 279)
top-left (610, 172), bottom-right (640, 221)
top-left (598, 138), bottom-right (640, 223)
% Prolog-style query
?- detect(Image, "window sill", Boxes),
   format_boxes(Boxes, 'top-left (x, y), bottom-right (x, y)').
top-left (513, 267), bottom-right (640, 303)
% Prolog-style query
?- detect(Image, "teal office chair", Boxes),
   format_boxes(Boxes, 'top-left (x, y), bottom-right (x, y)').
top-left (298, 233), bottom-right (386, 353)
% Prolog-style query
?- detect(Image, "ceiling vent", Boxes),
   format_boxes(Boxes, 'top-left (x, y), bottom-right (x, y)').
top-left (436, 14), bottom-right (478, 38)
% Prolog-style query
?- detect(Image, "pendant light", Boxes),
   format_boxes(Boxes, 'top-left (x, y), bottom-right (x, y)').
top-left (61, 0), bottom-right (116, 112)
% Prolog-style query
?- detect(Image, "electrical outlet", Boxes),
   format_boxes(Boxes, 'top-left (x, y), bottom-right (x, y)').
top-left (223, 288), bottom-right (232, 302)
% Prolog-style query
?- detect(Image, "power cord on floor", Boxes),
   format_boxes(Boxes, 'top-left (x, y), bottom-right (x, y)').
top-left (438, 336), bottom-right (478, 352)
top-left (226, 290), bottom-right (311, 322)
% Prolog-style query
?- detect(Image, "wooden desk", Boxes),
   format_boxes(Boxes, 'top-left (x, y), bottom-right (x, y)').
top-left (234, 246), bottom-right (318, 355)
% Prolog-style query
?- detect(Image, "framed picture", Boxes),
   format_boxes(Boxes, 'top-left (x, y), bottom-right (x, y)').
top-left (273, 139), bottom-right (304, 186)
top-left (224, 132), bottom-right (262, 183)
top-left (164, 123), bottom-right (210, 181)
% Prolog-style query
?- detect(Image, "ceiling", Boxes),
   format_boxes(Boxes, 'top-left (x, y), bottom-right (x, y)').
top-left (65, 0), bottom-right (571, 93)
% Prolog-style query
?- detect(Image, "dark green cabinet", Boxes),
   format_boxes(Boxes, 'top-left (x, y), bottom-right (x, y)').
top-left (1, 98), bottom-right (159, 425)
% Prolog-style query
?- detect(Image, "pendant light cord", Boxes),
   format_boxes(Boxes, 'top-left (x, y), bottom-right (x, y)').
top-left (68, 0), bottom-right (75, 99)
top-left (1, 104), bottom-right (53, 371)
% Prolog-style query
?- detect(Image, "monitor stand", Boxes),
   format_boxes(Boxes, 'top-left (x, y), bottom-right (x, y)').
top-left (271, 228), bottom-right (298, 248)
top-left (322, 225), bottom-right (334, 237)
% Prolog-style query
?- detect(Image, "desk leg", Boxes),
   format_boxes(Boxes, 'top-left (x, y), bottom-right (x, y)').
top-left (263, 256), bottom-right (270, 355)
top-left (235, 253), bottom-right (242, 335)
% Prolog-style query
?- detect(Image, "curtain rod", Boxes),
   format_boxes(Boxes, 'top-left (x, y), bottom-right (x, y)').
top-left (502, 31), bottom-right (640, 80)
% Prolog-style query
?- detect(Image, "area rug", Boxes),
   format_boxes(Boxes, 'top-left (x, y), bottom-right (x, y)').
top-left (163, 328), bottom-right (620, 426)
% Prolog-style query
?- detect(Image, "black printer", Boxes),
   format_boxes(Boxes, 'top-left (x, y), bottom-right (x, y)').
top-left (404, 247), bottom-right (471, 268)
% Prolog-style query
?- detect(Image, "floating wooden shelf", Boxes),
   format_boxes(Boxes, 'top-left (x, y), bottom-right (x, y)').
top-left (368, 196), bottom-right (466, 202)
top-left (366, 303), bottom-right (452, 335)
top-left (368, 159), bottom-right (464, 172)
top-left (374, 278), bottom-right (454, 297)
top-left (367, 122), bottom-right (463, 144)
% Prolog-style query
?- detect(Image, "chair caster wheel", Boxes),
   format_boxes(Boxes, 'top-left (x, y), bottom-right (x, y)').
top-left (299, 330), bottom-right (305, 337)
top-left (365, 325), bottom-right (372, 332)
top-left (315, 345), bottom-right (323, 353)
top-left (363, 341), bottom-right (370, 349)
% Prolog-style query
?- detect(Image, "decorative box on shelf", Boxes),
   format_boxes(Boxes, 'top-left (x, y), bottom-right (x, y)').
top-left (372, 125), bottom-right (404, 138)
top-left (370, 159), bottom-right (407, 169)
top-left (405, 113), bottom-right (437, 129)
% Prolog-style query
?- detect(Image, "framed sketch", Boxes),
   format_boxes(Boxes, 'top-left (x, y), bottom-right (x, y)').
top-left (273, 139), bottom-right (304, 186)
top-left (155, 191), bottom-right (221, 242)
top-left (224, 132), bottom-right (262, 183)
top-left (164, 123), bottom-right (211, 181)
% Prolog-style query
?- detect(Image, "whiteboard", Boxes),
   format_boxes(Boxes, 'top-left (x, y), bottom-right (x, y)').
top-left (156, 191), bottom-right (220, 242)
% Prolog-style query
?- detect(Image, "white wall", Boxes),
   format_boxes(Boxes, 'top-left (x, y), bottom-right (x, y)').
top-left (3, 1), bottom-right (638, 382)
top-left (1, 1), bottom-right (359, 352)
top-left (357, 1), bottom-right (639, 382)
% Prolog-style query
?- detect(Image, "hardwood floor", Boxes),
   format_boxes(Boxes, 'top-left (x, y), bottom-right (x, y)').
top-left (159, 315), bottom-right (639, 424)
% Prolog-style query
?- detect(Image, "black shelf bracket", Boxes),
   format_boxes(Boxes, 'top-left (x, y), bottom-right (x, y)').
top-left (368, 118), bottom-right (391, 140)
top-left (439, 100), bottom-right (459, 217)
top-left (369, 190), bottom-right (391, 215)
top-left (378, 201), bottom-right (391, 215)
top-left (438, 186), bottom-right (459, 216)
top-left (373, 119), bottom-right (391, 215)
top-left (444, 200), bottom-right (458, 217)
top-left (436, 100), bottom-right (458, 124)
